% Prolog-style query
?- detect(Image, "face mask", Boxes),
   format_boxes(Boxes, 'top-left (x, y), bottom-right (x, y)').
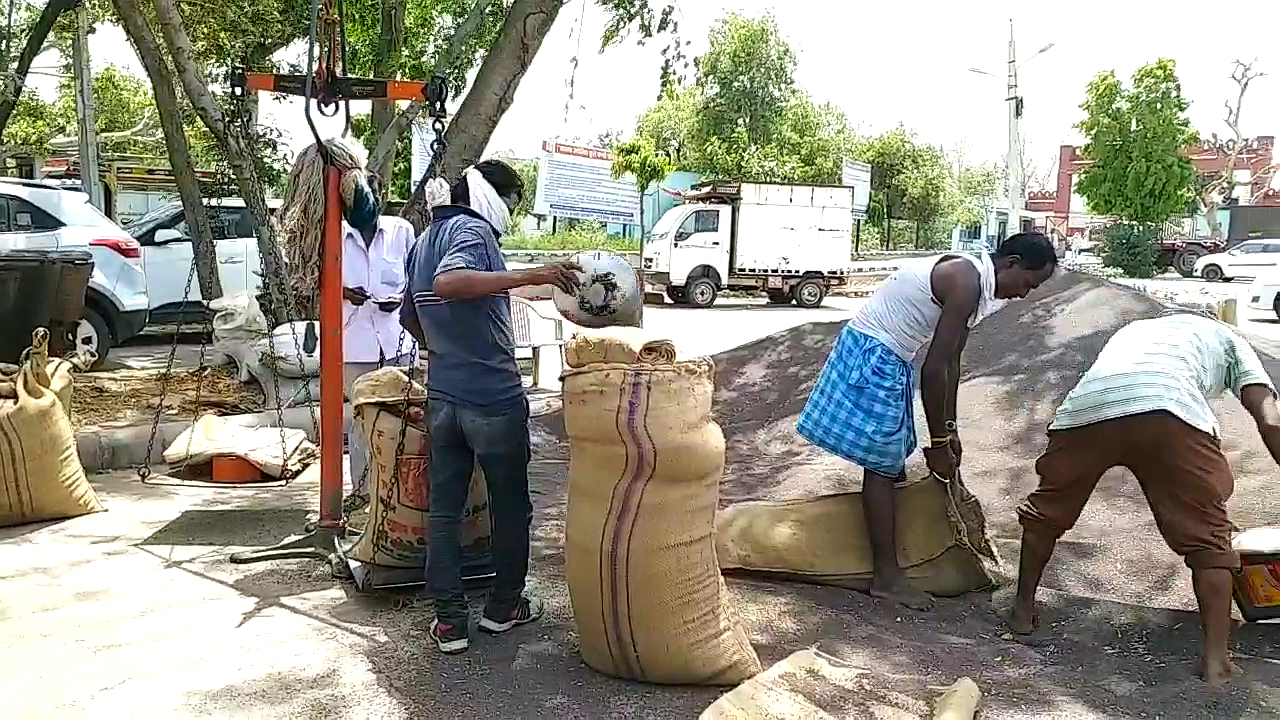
top-left (343, 177), bottom-right (381, 231)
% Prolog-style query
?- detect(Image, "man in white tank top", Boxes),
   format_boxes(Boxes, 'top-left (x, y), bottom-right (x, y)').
top-left (798, 232), bottom-right (1057, 610)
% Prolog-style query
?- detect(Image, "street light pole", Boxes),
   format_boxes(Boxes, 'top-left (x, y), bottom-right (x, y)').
top-left (1006, 19), bottom-right (1020, 228)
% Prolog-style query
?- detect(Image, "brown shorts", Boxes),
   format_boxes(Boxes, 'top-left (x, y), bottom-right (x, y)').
top-left (1017, 410), bottom-right (1239, 570)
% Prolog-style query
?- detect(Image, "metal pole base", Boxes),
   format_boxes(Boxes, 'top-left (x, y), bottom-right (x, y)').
top-left (228, 527), bottom-right (350, 579)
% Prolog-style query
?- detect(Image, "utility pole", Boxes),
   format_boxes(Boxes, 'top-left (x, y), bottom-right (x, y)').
top-left (71, 1), bottom-right (102, 210)
top-left (1005, 19), bottom-right (1021, 228)
top-left (970, 22), bottom-right (1053, 234)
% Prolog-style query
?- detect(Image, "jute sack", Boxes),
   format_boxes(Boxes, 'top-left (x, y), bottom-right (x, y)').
top-left (564, 353), bottom-right (761, 685)
top-left (715, 476), bottom-right (998, 597)
top-left (701, 647), bottom-right (981, 720)
top-left (0, 330), bottom-right (102, 528)
top-left (564, 326), bottom-right (677, 368)
top-left (346, 368), bottom-right (491, 569)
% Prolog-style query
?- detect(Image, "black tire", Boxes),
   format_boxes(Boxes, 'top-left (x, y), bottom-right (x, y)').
top-left (686, 278), bottom-right (718, 308)
top-left (792, 278), bottom-right (826, 309)
top-left (665, 285), bottom-right (686, 304)
top-left (1201, 264), bottom-right (1224, 282)
top-left (1173, 248), bottom-right (1204, 278)
top-left (1221, 277), bottom-right (1235, 283)
top-left (78, 307), bottom-right (112, 370)
top-left (766, 290), bottom-right (792, 305)
top-left (1272, 294), bottom-right (1280, 322)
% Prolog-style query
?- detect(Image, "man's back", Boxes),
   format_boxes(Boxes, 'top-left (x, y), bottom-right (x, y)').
top-left (406, 206), bottom-right (523, 410)
top-left (1051, 314), bottom-right (1271, 437)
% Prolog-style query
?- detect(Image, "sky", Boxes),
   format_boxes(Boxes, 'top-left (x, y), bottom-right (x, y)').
top-left (28, 0), bottom-right (1280, 185)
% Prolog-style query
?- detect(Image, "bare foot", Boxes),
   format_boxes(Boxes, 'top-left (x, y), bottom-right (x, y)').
top-left (1199, 657), bottom-right (1237, 689)
top-left (869, 576), bottom-right (935, 611)
top-left (1003, 604), bottom-right (1038, 635)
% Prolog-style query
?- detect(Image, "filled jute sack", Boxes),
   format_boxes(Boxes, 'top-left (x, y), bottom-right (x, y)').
top-left (564, 326), bottom-right (677, 368)
top-left (716, 474), bottom-right (999, 597)
top-left (346, 368), bottom-right (491, 569)
top-left (701, 647), bottom-right (981, 720)
top-left (564, 338), bottom-right (761, 686)
top-left (0, 329), bottom-right (102, 528)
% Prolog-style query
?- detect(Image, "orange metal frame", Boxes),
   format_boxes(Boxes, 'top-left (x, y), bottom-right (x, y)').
top-left (240, 72), bottom-right (435, 102)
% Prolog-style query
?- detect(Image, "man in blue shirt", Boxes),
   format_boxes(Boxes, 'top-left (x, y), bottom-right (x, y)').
top-left (401, 159), bottom-right (579, 654)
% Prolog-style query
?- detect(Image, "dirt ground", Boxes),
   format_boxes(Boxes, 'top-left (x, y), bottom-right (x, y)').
top-left (71, 364), bottom-right (264, 432)
top-left (4, 271), bottom-right (1280, 718)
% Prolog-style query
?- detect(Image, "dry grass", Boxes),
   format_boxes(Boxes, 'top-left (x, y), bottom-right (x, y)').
top-left (71, 364), bottom-right (264, 431)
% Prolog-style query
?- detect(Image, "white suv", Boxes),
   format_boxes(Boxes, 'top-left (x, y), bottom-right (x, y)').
top-left (0, 179), bottom-right (149, 367)
top-left (126, 198), bottom-right (282, 324)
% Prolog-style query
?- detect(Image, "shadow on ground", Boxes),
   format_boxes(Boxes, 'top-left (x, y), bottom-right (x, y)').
top-left (6, 272), bottom-right (1279, 718)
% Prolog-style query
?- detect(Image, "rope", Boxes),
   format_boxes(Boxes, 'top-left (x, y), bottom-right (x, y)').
top-left (276, 137), bottom-right (367, 320)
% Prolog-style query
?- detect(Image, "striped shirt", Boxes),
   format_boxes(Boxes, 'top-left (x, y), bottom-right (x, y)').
top-left (1050, 314), bottom-right (1275, 437)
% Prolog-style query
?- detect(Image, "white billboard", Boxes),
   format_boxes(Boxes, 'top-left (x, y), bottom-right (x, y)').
top-left (533, 141), bottom-right (641, 225)
top-left (841, 159), bottom-right (872, 221)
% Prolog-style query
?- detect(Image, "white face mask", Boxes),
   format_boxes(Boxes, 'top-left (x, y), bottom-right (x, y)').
top-left (464, 166), bottom-right (511, 235)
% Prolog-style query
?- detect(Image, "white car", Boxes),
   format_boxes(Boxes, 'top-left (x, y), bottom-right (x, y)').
top-left (1194, 239), bottom-right (1280, 282)
top-left (126, 198), bottom-right (282, 325)
top-left (1246, 271), bottom-right (1280, 320)
top-left (0, 178), bottom-right (149, 367)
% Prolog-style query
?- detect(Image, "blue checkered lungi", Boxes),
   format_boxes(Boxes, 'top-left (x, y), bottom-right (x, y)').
top-left (797, 323), bottom-right (916, 476)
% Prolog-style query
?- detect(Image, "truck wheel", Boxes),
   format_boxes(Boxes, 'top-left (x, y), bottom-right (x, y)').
top-left (1173, 248), bottom-right (1205, 278)
top-left (766, 290), bottom-right (792, 305)
top-left (1201, 264), bottom-right (1224, 282)
top-left (665, 286), bottom-right (686, 304)
top-left (686, 278), bottom-right (718, 308)
top-left (792, 278), bottom-right (826, 309)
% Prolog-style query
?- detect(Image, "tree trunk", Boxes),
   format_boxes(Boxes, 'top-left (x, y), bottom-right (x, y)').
top-left (151, 0), bottom-right (288, 319)
top-left (368, 0), bottom-right (405, 184)
top-left (368, 0), bottom-right (496, 185)
top-left (400, 0), bottom-right (564, 234)
top-left (113, 0), bottom-right (222, 301)
top-left (0, 0), bottom-right (79, 139)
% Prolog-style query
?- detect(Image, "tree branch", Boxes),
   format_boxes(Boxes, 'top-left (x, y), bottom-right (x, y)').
top-left (0, 0), bottom-right (80, 139)
top-left (368, 0), bottom-right (496, 177)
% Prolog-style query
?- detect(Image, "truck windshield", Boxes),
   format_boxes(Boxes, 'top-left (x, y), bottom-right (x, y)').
top-left (648, 209), bottom-right (683, 240)
top-left (124, 203), bottom-right (180, 236)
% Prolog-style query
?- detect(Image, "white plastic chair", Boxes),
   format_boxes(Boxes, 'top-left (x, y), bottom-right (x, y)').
top-left (510, 296), bottom-right (566, 388)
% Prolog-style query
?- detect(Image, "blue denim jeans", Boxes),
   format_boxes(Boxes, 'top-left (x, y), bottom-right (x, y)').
top-left (426, 397), bottom-right (532, 625)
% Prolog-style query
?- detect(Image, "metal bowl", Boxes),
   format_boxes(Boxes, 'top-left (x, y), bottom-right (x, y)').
top-left (551, 250), bottom-right (642, 328)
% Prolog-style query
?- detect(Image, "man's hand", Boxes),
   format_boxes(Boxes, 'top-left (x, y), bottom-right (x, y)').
top-left (343, 286), bottom-right (370, 306)
top-left (923, 444), bottom-right (957, 481)
top-left (375, 294), bottom-right (401, 313)
top-left (521, 262), bottom-right (584, 294)
top-left (949, 432), bottom-right (963, 465)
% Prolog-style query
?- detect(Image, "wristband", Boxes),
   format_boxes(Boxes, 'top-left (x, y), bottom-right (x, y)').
top-left (929, 436), bottom-right (951, 448)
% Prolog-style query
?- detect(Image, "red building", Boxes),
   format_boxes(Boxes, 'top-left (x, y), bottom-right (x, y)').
top-left (1026, 136), bottom-right (1279, 237)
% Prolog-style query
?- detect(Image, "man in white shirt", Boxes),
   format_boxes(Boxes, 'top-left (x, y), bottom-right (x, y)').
top-left (342, 210), bottom-right (417, 510)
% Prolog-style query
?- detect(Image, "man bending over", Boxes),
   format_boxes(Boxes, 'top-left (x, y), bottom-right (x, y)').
top-left (1009, 312), bottom-right (1280, 687)
top-left (798, 233), bottom-right (1057, 610)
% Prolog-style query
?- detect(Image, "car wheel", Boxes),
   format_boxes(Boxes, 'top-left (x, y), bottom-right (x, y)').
top-left (686, 278), bottom-right (718, 308)
top-left (792, 278), bottom-right (827, 309)
top-left (1272, 294), bottom-right (1280, 322)
top-left (1201, 264), bottom-right (1224, 282)
top-left (77, 308), bottom-right (112, 370)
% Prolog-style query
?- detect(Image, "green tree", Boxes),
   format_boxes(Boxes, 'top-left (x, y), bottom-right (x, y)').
top-left (611, 135), bottom-right (672, 235)
top-left (1075, 58), bottom-right (1198, 276)
top-left (1075, 58), bottom-right (1199, 223)
top-left (692, 12), bottom-right (795, 151)
top-left (949, 161), bottom-right (1001, 228)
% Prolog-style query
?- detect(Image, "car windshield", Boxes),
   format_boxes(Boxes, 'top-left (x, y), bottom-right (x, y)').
top-left (60, 195), bottom-right (124, 229)
top-left (124, 203), bottom-right (180, 235)
top-left (648, 209), bottom-right (683, 241)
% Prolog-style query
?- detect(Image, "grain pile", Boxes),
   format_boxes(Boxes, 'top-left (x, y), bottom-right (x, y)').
top-left (711, 270), bottom-right (1280, 612)
top-left (72, 365), bottom-right (263, 430)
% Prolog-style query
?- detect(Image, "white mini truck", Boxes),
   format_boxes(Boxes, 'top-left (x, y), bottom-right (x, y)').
top-left (642, 181), bottom-right (854, 308)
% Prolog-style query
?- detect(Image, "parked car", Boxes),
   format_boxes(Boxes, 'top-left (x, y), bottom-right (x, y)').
top-left (126, 198), bottom-right (282, 325)
top-left (1194, 239), bottom-right (1280, 282)
top-left (0, 178), bottom-right (148, 367)
top-left (1246, 269), bottom-right (1280, 320)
